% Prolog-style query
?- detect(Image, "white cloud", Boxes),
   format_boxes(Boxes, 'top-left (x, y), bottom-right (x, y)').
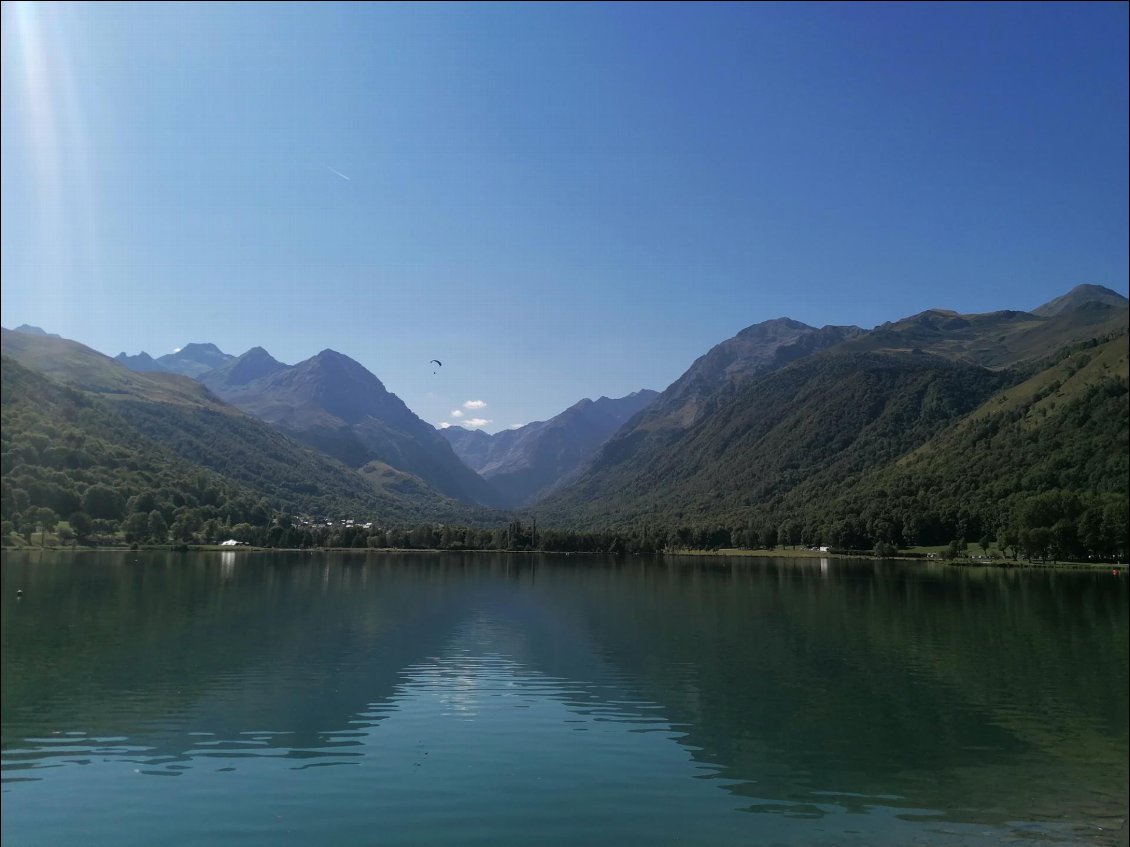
top-left (438, 422), bottom-right (451, 429)
top-left (509, 423), bottom-right (524, 429)
top-left (465, 418), bottom-right (492, 428)
top-left (451, 409), bottom-right (464, 418)
top-left (172, 347), bottom-right (182, 354)
top-left (463, 400), bottom-right (487, 410)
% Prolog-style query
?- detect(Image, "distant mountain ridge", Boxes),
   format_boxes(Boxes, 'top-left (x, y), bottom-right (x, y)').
top-left (114, 351), bottom-right (167, 373)
top-left (441, 390), bottom-right (659, 507)
top-left (194, 347), bottom-right (505, 508)
top-left (110, 340), bottom-right (509, 508)
top-left (12, 324), bottom-right (61, 339)
top-left (1031, 284), bottom-right (1128, 318)
top-left (202, 347), bottom-right (288, 387)
top-left (842, 287), bottom-right (1128, 369)
top-left (3, 329), bottom-right (225, 407)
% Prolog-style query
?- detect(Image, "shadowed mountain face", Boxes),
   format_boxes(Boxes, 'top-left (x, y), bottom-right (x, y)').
top-left (199, 348), bottom-right (506, 508)
top-left (113, 351), bottom-right (168, 373)
top-left (440, 427), bottom-right (496, 473)
top-left (529, 319), bottom-right (865, 519)
top-left (641, 318), bottom-right (865, 432)
top-left (441, 390), bottom-right (659, 508)
top-left (200, 347), bottom-right (288, 388)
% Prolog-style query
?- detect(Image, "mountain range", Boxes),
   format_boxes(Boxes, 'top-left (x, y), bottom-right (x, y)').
top-left (110, 340), bottom-right (660, 511)
top-left (1, 330), bottom-right (489, 526)
top-left (3, 283), bottom-right (1127, 553)
top-left (194, 346), bottom-right (505, 508)
top-left (440, 390), bottom-right (659, 507)
top-left (535, 284), bottom-right (1128, 544)
top-left (116, 342), bottom-right (234, 377)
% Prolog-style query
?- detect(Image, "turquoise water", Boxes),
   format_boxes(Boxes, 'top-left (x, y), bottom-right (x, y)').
top-left (2, 551), bottom-right (1127, 845)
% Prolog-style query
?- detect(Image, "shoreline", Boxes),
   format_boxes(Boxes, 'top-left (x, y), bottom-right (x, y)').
top-left (1, 544), bottom-right (1121, 570)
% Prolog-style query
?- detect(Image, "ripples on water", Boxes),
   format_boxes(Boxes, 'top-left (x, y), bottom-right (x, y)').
top-left (2, 552), bottom-right (1127, 846)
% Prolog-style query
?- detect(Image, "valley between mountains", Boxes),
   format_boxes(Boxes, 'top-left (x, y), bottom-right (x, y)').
top-left (2, 283), bottom-right (1126, 559)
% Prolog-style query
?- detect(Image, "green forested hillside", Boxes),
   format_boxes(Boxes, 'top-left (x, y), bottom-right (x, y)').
top-left (807, 333), bottom-right (1128, 556)
top-left (539, 331), bottom-right (1128, 560)
top-left (1, 356), bottom-right (490, 546)
top-left (538, 350), bottom-right (1012, 530)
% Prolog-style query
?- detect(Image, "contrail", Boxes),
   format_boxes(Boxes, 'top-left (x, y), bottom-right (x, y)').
top-left (325, 164), bottom-right (351, 181)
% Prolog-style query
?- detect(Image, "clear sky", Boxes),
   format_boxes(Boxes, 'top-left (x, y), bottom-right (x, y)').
top-left (2, 2), bottom-right (1127, 433)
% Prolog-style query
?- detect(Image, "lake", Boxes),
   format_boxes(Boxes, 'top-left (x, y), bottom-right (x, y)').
top-left (1, 551), bottom-right (1126, 846)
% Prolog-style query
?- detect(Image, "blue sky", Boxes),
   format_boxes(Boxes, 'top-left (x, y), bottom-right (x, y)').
top-left (2, 2), bottom-right (1127, 433)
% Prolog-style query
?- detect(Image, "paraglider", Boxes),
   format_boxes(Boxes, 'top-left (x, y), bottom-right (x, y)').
top-left (430, 359), bottom-right (442, 374)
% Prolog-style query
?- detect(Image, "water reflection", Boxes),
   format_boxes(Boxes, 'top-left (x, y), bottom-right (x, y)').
top-left (1, 552), bottom-right (1126, 846)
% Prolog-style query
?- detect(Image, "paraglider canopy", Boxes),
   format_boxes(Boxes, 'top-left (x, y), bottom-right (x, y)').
top-left (430, 359), bottom-right (442, 374)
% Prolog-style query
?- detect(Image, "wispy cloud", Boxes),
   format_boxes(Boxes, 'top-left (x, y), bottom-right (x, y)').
top-left (438, 422), bottom-right (451, 429)
top-left (324, 164), bottom-right (351, 181)
top-left (465, 418), bottom-right (491, 428)
top-left (509, 423), bottom-right (524, 429)
top-left (463, 400), bottom-right (487, 410)
top-left (451, 409), bottom-right (464, 418)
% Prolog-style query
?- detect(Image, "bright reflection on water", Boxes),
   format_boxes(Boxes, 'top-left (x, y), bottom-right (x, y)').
top-left (2, 551), bottom-right (1127, 846)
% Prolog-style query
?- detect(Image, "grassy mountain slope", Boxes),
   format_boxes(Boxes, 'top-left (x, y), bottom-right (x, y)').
top-left (842, 296), bottom-right (1127, 369)
top-left (2, 329), bottom-right (221, 407)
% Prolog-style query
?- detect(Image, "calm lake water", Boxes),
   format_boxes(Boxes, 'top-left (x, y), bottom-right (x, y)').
top-left (1, 551), bottom-right (1127, 846)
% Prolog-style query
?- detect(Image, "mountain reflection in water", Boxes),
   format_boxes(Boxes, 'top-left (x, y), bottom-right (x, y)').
top-left (2, 551), bottom-right (1126, 846)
